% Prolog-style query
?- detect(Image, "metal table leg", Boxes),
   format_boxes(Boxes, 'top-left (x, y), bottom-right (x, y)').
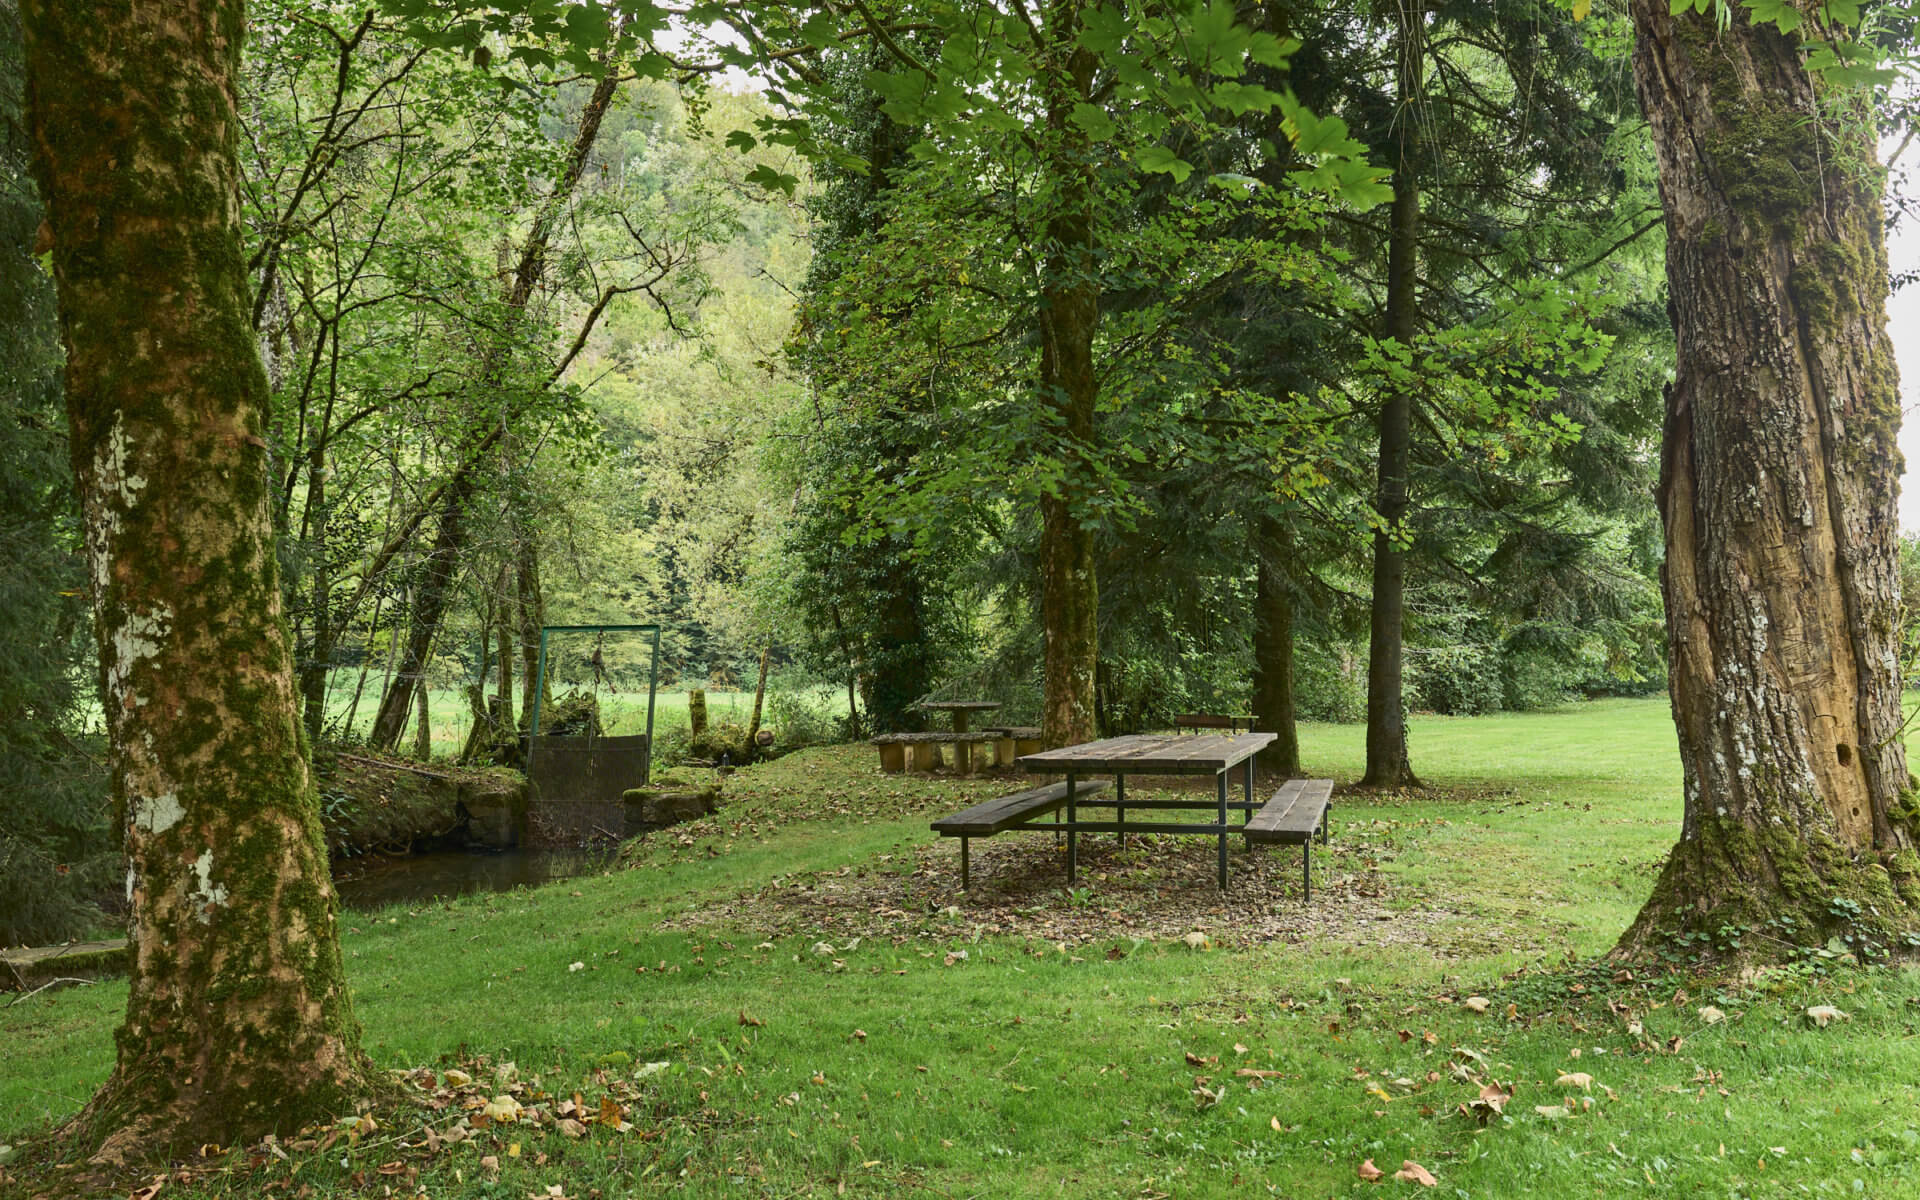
top-left (1067, 769), bottom-right (1078, 885)
top-left (1216, 770), bottom-right (1228, 889)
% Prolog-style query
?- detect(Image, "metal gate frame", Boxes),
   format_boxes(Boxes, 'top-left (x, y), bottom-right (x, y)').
top-left (526, 623), bottom-right (662, 783)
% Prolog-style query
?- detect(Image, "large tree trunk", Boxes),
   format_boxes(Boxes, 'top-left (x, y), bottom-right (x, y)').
top-left (22, 0), bottom-right (369, 1163)
top-left (1251, 512), bottom-right (1301, 776)
top-left (1037, 13), bottom-right (1099, 749)
top-left (1617, 2), bottom-right (1920, 955)
top-left (1360, 0), bottom-right (1423, 790)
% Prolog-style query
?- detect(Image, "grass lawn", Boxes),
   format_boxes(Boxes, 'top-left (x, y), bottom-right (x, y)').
top-left (315, 683), bottom-right (814, 758)
top-left (7, 696), bottom-right (1920, 1198)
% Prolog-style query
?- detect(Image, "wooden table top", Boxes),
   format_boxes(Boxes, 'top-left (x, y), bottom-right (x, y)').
top-left (920, 700), bottom-right (1004, 711)
top-left (1017, 732), bottom-right (1275, 775)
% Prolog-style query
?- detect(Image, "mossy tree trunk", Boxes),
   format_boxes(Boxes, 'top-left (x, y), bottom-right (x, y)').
top-left (1036, 1), bottom-right (1099, 749)
top-left (1617, 1), bottom-right (1920, 956)
top-left (1360, 0), bottom-right (1422, 791)
top-left (21, 0), bottom-right (370, 1163)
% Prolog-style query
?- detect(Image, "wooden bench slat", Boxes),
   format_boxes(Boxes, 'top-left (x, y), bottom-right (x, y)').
top-left (1245, 779), bottom-right (1332, 843)
top-left (1173, 714), bottom-right (1254, 732)
top-left (931, 780), bottom-right (1109, 836)
top-left (872, 731), bottom-right (1000, 745)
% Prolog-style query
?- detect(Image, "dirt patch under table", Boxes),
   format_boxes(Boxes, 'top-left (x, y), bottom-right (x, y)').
top-left (663, 823), bottom-right (1491, 952)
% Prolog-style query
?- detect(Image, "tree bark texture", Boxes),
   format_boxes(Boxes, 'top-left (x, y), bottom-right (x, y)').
top-left (1361, 0), bottom-right (1422, 790)
top-left (1619, 2), bottom-right (1920, 954)
top-left (299, 448), bottom-right (331, 744)
top-left (1251, 513), bottom-right (1301, 776)
top-left (1037, 9), bottom-right (1099, 749)
top-left (22, 0), bottom-right (369, 1161)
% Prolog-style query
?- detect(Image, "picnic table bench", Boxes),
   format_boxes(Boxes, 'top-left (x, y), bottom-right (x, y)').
top-left (930, 779), bottom-right (1110, 887)
top-left (928, 731), bottom-right (1335, 897)
top-left (1244, 778), bottom-right (1333, 900)
top-left (1173, 713), bottom-right (1255, 733)
top-left (871, 726), bottom-right (1043, 774)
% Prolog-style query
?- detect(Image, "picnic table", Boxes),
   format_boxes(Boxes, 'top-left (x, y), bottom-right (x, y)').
top-left (919, 700), bottom-right (1002, 772)
top-left (919, 700), bottom-right (1001, 733)
top-left (1016, 732), bottom-right (1275, 889)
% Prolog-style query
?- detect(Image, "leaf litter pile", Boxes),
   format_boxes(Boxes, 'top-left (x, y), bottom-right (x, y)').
top-left (652, 775), bottom-right (1511, 951)
top-left (57, 1058), bottom-right (674, 1200)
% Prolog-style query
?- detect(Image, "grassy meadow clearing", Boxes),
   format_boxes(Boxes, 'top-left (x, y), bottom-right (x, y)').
top-left (313, 682), bottom-right (831, 758)
top-left (7, 696), bottom-right (1920, 1199)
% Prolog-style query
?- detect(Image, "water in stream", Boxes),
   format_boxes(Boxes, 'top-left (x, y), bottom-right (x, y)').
top-left (333, 846), bottom-right (621, 911)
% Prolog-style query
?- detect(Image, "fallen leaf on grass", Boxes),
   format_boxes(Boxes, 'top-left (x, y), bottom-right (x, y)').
top-left (1358, 1158), bottom-right (1385, 1182)
top-left (1806, 1005), bottom-right (1850, 1028)
top-left (1462, 996), bottom-right (1491, 1014)
top-left (1184, 1052), bottom-right (1219, 1067)
top-left (598, 1096), bottom-right (628, 1130)
top-left (1698, 1006), bottom-right (1726, 1025)
top-left (556, 1118), bottom-right (588, 1139)
top-left (739, 1011), bottom-right (764, 1027)
top-left (1236, 1068), bottom-right (1285, 1080)
top-left (1534, 1104), bottom-right (1570, 1119)
top-left (1458, 1080), bottom-right (1512, 1124)
top-left (1555, 1072), bottom-right (1593, 1091)
top-left (1395, 1160), bottom-right (1438, 1186)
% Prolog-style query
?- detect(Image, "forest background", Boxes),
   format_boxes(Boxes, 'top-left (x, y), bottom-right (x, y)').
top-left (1, 0), bottom-right (1914, 946)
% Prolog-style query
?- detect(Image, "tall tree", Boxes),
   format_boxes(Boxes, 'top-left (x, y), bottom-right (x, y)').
top-left (1360, 0), bottom-right (1423, 788)
top-left (366, 62), bottom-right (625, 750)
top-left (22, 0), bottom-right (371, 1163)
top-left (1617, 0), bottom-right (1920, 953)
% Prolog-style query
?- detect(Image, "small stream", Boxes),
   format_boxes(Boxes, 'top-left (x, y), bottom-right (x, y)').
top-left (333, 846), bottom-right (622, 911)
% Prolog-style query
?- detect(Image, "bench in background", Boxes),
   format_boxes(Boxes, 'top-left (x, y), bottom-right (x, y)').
top-left (930, 779), bottom-right (1110, 887)
top-left (1173, 714), bottom-right (1255, 734)
top-left (1245, 778), bottom-right (1333, 901)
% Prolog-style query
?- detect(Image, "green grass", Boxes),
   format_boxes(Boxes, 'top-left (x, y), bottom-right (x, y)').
top-left (8, 697), bottom-right (1920, 1199)
top-left (313, 680), bottom-right (828, 758)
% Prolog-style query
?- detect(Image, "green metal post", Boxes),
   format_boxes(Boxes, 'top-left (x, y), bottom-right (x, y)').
top-left (644, 625), bottom-right (661, 784)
